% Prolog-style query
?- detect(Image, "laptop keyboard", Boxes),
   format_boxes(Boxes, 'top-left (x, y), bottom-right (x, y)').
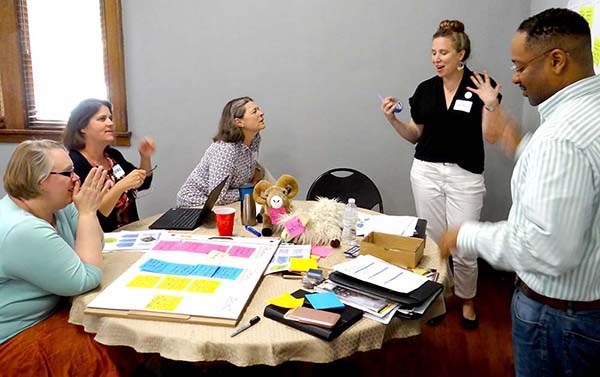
top-left (167, 208), bottom-right (201, 229)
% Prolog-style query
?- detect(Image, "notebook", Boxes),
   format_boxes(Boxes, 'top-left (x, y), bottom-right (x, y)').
top-left (328, 271), bottom-right (443, 319)
top-left (264, 289), bottom-right (363, 341)
top-left (149, 176), bottom-right (229, 230)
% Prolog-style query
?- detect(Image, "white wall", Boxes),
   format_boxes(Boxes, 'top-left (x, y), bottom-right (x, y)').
top-left (0, 0), bottom-right (532, 222)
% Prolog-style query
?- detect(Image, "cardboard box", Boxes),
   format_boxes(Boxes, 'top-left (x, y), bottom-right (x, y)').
top-left (360, 232), bottom-right (424, 268)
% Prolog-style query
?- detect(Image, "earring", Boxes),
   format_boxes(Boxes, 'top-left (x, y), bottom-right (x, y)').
top-left (457, 62), bottom-right (464, 71)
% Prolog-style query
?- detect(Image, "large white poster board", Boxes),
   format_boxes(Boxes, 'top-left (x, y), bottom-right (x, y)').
top-left (86, 235), bottom-right (280, 326)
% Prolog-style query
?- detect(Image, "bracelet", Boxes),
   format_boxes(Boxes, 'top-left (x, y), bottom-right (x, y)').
top-left (484, 104), bottom-right (496, 112)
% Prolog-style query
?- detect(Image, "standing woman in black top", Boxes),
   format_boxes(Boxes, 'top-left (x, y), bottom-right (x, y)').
top-left (380, 20), bottom-right (502, 329)
top-left (63, 98), bottom-right (156, 232)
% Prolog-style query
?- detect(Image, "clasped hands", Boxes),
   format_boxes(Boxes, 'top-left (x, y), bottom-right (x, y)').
top-left (72, 167), bottom-right (111, 215)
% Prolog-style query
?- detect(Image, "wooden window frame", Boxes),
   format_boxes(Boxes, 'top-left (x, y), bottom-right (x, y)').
top-left (0, 0), bottom-right (130, 145)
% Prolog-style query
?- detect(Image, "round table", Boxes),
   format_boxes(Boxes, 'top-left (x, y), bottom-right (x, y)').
top-left (69, 201), bottom-right (448, 366)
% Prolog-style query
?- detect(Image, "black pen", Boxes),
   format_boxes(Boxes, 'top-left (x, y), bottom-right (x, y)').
top-left (230, 316), bottom-right (260, 337)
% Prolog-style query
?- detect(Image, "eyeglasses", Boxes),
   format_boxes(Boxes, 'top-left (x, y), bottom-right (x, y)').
top-left (49, 169), bottom-right (75, 178)
top-left (510, 48), bottom-right (568, 74)
top-left (510, 48), bottom-right (553, 74)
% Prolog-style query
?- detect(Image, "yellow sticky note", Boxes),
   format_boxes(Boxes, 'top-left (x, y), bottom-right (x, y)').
top-left (593, 38), bottom-right (600, 67)
top-left (412, 267), bottom-right (430, 276)
top-left (146, 295), bottom-right (183, 311)
top-left (310, 255), bottom-right (320, 260)
top-left (156, 276), bottom-right (192, 291)
top-left (187, 279), bottom-right (221, 293)
top-left (579, 6), bottom-right (594, 28)
top-left (289, 257), bottom-right (318, 272)
top-left (267, 292), bottom-right (305, 308)
top-left (127, 274), bottom-right (162, 288)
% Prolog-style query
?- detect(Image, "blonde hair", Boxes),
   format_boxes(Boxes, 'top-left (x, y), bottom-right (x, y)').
top-left (3, 140), bottom-right (67, 199)
top-left (433, 19), bottom-right (471, 61)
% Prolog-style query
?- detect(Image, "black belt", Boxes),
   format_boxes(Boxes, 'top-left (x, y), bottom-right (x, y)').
top-left (517, 279), bottom-right (600, 311)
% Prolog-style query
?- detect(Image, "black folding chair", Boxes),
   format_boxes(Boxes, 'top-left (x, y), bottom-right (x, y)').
top-left (306, 168), bottom-right (384, 213)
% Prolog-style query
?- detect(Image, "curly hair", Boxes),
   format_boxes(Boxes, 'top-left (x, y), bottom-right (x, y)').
top-left (433, 19), bottom-right (471, 61)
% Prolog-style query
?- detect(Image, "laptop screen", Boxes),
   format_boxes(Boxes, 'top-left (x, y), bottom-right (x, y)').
top-left (197, 175), bottom-right (229, 217)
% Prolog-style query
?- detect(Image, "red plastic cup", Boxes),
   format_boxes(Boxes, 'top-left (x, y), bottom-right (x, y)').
top-left (213, 207), bottom-right (236, 236)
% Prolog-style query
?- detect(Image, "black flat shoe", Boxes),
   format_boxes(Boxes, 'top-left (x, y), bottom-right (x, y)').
top-left (461, 314), bottom-right (479, 330)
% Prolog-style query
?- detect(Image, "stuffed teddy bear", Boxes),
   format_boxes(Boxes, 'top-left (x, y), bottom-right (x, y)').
top-left (279, 197), bottom-right (344, 248)
top-left (253, 174), bottom-right (299, 236)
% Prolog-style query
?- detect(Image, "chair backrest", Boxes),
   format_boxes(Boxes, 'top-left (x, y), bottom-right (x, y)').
top-left (306, 168), bottom-right (384, 213)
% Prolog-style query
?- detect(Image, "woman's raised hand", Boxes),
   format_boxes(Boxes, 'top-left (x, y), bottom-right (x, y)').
top-left (467, 70), bottom-right (501, 108)
top-left (73, 167), bottom-right (111, 215)
top-left (138, 137), bottom-right (156, 158)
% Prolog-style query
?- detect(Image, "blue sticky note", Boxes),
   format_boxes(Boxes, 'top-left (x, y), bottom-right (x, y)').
top-left (213, 266), bottom-right (243, 280)
top-left (140, 258), bottom-right (170, 273)
top-left (190, 264), bottom-right (219, 278)
top-left (163, 263), bottom-right (196, 276)
top-left (306, 292), bottom-right (345, 310)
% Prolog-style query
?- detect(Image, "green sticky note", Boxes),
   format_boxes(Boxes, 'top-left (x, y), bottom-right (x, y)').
top-left (593, 38), bottom-right (600, 67)
top-left (579, 6), bottom-right (594, 28)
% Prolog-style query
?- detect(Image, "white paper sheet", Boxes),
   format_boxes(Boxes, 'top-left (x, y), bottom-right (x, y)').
top-left (103, 230), bottom-right (166, 252)
top-left (332, 255), bottom-right (427, 293)
top-left (264, 244), bottom-right (311, 274)
top-left (356, 214), bottom-right (418, 237)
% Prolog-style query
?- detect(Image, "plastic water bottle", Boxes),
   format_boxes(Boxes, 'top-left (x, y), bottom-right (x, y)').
top-left (341, 198), bottom-right (358, 246)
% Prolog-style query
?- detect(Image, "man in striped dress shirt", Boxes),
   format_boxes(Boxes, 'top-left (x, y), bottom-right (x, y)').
top-left (439, 8), bottom-right (600, 377)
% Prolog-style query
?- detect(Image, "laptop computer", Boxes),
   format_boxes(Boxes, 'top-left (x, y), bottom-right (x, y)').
top-left (149, 176), bottom-right (229, 230)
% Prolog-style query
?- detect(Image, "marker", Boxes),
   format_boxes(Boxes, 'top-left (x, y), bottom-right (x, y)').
top-left (377, 94), bottom-right (403, 113)
top-left (282, 273), bottom-right (303, 280)
top-left (244, 225), bottom-right (261, 237)
top-left (230, 315), bottom-right (260, 337)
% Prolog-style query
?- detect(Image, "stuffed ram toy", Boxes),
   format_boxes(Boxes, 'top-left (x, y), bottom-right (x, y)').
top-left (253, 175), bottom-right (299, 236)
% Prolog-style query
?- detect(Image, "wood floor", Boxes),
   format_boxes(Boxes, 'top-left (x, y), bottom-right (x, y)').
top-left (156, 261), bottom-right (516, 377)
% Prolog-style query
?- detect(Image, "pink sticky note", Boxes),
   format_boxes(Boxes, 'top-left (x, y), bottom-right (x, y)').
top-left (311, 245), bottom-right (333, 258)
top-left (283, 216), bottom-right (305, 238)
top-left (268, 207), bottom-right (287, 224)
top-left (228, 246), bottom-right (255, 258)
top-left (153, 240), bottom-right (183, 251)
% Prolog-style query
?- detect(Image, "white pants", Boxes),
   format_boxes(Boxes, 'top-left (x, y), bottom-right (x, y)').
top-left (410, 158), bottom-right (486, 299)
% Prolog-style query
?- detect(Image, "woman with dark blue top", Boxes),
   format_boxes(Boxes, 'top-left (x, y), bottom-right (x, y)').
top-left (380, 20), bottom-right (503, 329)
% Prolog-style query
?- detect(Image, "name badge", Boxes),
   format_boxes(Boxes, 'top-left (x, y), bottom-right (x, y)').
top-left (112, 164), bottom-right (125, 179)
top-left (453, 99), bottom-right (473, 113)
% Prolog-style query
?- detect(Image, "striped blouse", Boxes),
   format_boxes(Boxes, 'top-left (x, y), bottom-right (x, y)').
top-left (458, 74), bottom-right (600, 301)
top-left (176, 134), bottom-right (260, 208)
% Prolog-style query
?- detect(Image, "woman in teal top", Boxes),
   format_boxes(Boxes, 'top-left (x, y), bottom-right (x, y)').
top-left (0, 140), bottom-right (140, 375)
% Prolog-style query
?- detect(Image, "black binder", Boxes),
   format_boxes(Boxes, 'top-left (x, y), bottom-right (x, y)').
top-left (263, 289), bottom-right (363, 341)
top-left (328, 271), bottom-right (443, 318)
